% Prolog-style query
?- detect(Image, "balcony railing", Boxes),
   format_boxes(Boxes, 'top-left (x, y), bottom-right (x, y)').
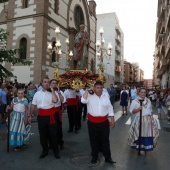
top-left (115, 76), bottom-right (120, 82)
top-left (165, 41), bottom-right (170, 59)
top-left (159, 59), bottom-right (167, 71)
top-left (165, 6), bottom-right (170, 32)
top-left (115, 26), bottom-right (121, 35)
top-left (115, 45), bottom-right (121, 54)
top-left (115, 35), bottom-right (121, 44)
top-left (115, 55), bottom-right (121, 62)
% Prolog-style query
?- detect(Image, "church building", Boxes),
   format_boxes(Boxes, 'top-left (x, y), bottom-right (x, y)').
top-left (0, 0), bottom-right (97, 84)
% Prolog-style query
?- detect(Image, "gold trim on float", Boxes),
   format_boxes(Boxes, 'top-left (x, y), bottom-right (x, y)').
top-left (53, 66), bottom-right (106, 91)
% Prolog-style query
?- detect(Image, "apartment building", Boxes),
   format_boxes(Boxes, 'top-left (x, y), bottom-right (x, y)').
top-left (96, 12), bottom-right (124, 87)
top-left (124, 60), bottom-right (144, 86)
top-left (153, 0), bottom-right (170, 89)
top-left (144, 79), bottom-right (153, 89)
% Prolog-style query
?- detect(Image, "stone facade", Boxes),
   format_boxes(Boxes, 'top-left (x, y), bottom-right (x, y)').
top-left (0, 0), bottom-right (97, 84)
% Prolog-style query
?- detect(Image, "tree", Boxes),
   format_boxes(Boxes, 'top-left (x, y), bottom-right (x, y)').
top-left (0, 28), bottom-right (32, 81)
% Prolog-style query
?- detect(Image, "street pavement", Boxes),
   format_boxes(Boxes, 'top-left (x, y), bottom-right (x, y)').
top-left (0, 101), bottom-right (170, 170)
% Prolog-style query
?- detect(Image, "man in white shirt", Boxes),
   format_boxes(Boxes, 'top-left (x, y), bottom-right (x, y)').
top-left (81, 80), bottom-right (116, 164)
top-left (64, 88), bottom-right (79, 134)
top-left (30, 77), bottom-right (60, 159)
top-left (50, 79), bottom-right (66, 149)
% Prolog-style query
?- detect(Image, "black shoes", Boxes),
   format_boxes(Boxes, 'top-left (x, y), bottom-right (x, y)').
top-left (60, 144), bottom-right (64, 150)
top-left (54, 152), bottom-right (60, 159)
top-left (67, 129), bottom-right (73, 133)
top-left (75, 130), bottom-right (78, 134)
top-left (91, 158), bottom-right (98, 164)
top-left (14, 146), bottom-right (20, 151)
top-left (105, 158), bottom-right (116, 164)
top-left (39, 152), bottom-right (48, 159)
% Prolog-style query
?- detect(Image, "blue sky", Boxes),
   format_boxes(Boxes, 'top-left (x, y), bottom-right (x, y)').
top-left (95, 0), bottom-right (158, 79)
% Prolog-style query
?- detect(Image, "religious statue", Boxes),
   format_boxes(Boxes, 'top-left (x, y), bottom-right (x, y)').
top-left (73, 24), bottom-right (89, 69)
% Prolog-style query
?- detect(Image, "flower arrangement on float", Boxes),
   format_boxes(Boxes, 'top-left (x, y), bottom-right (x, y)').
top-left (59, 71), bottom-right (99, 82)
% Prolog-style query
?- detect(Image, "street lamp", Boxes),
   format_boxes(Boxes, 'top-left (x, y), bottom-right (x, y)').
top-left (96, 26), bottom-right (112, 62)
top-left (47, 26), bottom-right (73, 66)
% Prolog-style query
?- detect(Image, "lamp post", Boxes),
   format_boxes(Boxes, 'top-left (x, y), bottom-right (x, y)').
top-left (96, 26), bottom-right (112, 62)
top-left (47, 26), bottom-right (73, 67)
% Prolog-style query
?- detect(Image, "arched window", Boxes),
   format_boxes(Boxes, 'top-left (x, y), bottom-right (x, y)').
top-left (22, 0), bottom-right (28, 8)
top-left (74, 6), bottom-right (84, 29)
top-left (20, 38), bottom-right (27, 59)
top-left (52, 41), bottom-right (56, 62)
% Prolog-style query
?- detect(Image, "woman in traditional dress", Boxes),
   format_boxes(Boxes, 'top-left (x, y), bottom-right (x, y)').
top-left (120, 86), bottom-right (129, 116)
top-left (128, 88), bottom-right (159, 155)
top-left (9, 89), bottom-right (31, 150)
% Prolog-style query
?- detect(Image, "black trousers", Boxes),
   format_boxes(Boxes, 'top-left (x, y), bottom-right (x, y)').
top-left (78, 101), bottom-right (87, 127)
top-left (38, 115), bottom-right (59, 154)
top-left (67, 105), bottom-right (78, 131)
top-left (88, 120), bottom-right (111, 160)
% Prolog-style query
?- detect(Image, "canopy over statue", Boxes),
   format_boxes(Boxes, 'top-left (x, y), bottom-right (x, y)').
top-left (73, 24), bottom-right (89, 69)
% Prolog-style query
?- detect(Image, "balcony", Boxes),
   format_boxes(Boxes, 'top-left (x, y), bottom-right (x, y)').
top-left (115, 55), bottom-right (121, 62)
top-left (165, 7), bottom-right (170, 32)
top-left (115, 26), bottom-right (121, 35)
top-left (115, 66), bottom-right (121, 73)
top-left (159, 59), bottom-right (167, 71)
top-left (157, 70), bottom-right (163, 78)
top-left (160, 20), bottom-right (165, 33)
top-left (165, 41), bottom-right (170, 59)
top-left (115, 45), bottom-right (121, 54)
top-left (159, 38), bottom-right (165, 54)
top-left (115, 35), bottom-right (121, 44)
top-left (115, 76), bottom-right (120, 82)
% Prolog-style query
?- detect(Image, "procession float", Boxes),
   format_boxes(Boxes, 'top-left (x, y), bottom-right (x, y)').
top-left (48, 25), bottom-right (112, 91)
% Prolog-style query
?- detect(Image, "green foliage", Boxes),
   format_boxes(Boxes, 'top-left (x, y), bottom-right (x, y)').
top-left (0, 28), bottom-right (32, 79)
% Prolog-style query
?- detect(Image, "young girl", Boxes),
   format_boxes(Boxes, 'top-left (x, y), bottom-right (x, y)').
top-left (156, 97), bottom-right (162, 119)
top-left (9, 89), bottom-right (30, 150)
top-left (120, 86), bottom-right (129, 116)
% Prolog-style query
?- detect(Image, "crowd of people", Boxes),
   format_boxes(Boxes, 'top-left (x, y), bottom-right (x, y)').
top-left (0, 79), bottom-right (167, 164)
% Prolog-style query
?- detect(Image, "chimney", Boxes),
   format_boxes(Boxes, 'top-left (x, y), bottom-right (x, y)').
top-left (88, 0), bottom-right (96, 17)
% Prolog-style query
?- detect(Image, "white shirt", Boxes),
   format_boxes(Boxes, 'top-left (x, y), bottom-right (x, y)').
top-left (54, 90), bottom-right (66, 107)
top-left (37, 86), bottom-right (43, 91)
top-left (129, 97), bottom-right (152, 116)
top-left (12, 97), bottom-right (27, 112)
top-left (81, 92), bottom-right (114, 117)
top-left (131, 88), bottom-right (137, 96)
top-left (64, 89), bottom-right (77, 99)
top-left (32, 90), bottom-right (56, 109)
top-left (121, 90), bottom-right (128, 94)
top-left (79, 89), bottom-right (86, 97)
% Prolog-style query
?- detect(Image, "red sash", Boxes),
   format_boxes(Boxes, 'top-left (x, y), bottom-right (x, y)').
top-left (67, 98), bottom-right (77, 106)
top-left (38, 108), bottom-right (56, 124)
top-left (88, 113), bottom-right (108, 123)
